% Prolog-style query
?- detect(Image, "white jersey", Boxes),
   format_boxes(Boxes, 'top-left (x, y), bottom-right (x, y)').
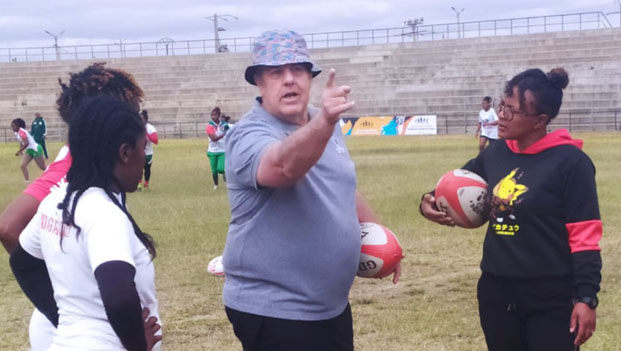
top-left (479, 108), bottom-right (499, 139)
top-left (19, 185), bottom-right (161, 351)
top-left (206, 121), bottom-right (228, 153)
top-left (15, 127), bottom-right (39, 151)
top-left (145, 123), bottom-right (157, 156)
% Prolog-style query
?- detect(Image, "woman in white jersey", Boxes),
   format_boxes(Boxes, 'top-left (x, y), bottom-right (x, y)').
top-left (11, 118), bottom-right (46, 183)
top-left (206, 106), bottom-right (229, 190)
top-left (138, 110), bottom-right (158, 190)
top-left (475, 96), bottom-right (499, 152)
top-left (0, 63), bottom-right (147, 351)
top-left (10, 97), bottom-right (162, 351)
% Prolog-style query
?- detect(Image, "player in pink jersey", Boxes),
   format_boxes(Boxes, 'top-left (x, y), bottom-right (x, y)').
top-left (0, 62), bottom-right (147, 351)
top-left (11, 118), bottom-right (46, 183)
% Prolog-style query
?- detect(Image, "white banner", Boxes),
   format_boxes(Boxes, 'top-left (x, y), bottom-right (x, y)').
top-left (404, 115), bottom-right (437, 135)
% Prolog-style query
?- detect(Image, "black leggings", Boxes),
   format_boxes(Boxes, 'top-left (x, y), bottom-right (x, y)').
top-left (477, 273), bottom-right (576, 351)
top-left (144, 162), bottom-right (152, 182)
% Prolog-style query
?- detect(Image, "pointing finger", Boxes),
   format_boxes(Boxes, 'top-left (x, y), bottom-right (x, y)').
top-left (325, 68), bottom-right (336, 89)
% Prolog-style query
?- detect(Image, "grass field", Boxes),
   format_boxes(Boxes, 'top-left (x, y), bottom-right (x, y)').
top-left (0, 133), bottom-right (619, 351)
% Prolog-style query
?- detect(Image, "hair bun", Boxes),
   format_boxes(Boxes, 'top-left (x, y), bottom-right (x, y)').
top-left (547, 67), bottom-right (569, 89)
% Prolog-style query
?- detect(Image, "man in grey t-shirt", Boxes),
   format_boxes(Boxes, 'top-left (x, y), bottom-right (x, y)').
top-left (222, 30), bottom-right (401, 351)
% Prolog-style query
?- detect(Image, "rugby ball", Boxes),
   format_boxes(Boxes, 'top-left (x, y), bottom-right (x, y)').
top-left (434, 169), bottom-right (488, 228)
top-left (207, 255), bottom-right (224, 276)
top-left (357, 222), bottom-right (403, 278)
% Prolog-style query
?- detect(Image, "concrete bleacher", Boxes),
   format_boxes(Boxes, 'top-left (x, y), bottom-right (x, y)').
top-left (1, 27), bottom-right (620, 141)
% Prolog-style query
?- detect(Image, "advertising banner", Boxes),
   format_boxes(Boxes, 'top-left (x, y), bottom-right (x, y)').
top-left (341, 115), bottom-right (437, 136)
top-left (403, 115), bottom-right (437, 135)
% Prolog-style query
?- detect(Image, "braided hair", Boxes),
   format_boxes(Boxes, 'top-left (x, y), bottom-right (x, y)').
top-left (56, 62), bottom-right (144, 125)
top-left (58, 96), bottom-right (156, 258)
top-left (504, 67), bottom-right (569, 122)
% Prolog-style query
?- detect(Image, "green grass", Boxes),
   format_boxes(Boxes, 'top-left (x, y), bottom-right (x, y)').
top-left (0, 133), bottom-right (619, 350)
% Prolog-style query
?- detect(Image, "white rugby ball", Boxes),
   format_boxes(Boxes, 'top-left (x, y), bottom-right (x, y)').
top-left (434, 169), bottom-right (488, 228)
top-left (357, 222), bottom-right (403, 278)
top-left (207, 255), bottom-right (224, 276)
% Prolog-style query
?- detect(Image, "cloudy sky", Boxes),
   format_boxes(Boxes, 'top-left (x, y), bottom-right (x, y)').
top-left (0, 0), bottom-right (619, 48)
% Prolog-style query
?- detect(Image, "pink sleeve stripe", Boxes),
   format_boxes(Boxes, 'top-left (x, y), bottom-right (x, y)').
top-left (206, 125), bottom-right (216, 134)
top-left (567, 220), bottom-right (602, 253)
top-left (18, 129), bottom-right (27, 139)
top-left (147, 132), bottom-right (159, 144)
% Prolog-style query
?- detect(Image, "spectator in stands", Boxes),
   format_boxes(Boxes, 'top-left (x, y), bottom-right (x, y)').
top-left (222, 29), bottom-right (400, 351)
top-left (0, 62), bottom-right (154, 351)
top-left (475, 96), bottom-right (499, 152)
top-left (11, 118), bottom-right (46, 183)
top-left (11, 96), bottom-right (161, 351)
top-left (205, 106), bottom-right (229, 190)
top-left (138, 110), bottom-right (159, 190)
top-left (30, 112), bottom-right (48, 159)
top-left (420, 67), bottom-right (601, 350)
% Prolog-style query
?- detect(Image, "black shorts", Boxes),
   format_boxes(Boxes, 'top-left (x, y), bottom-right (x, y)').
top-left (477, 272), bottom-right (576, 351)
top-left (225, 304), bottom-right (353, 351)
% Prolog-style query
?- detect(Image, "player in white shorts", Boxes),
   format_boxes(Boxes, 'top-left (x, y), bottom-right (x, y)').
top-left (10, 97), bottom-right (161, 351)
top-left (475, 96), bottom-right (499, 152)
top-left (11, 118), bottom-right (46, 183)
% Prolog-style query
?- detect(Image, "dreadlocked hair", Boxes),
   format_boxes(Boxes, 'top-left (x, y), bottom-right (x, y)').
top-left (58, 96), bottom-right (156, 258)
top-left (56, 62), bottom-right (144, 125)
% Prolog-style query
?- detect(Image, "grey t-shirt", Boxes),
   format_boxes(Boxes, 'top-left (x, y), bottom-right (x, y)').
top-left (222, 99), bottom-right (361, 321)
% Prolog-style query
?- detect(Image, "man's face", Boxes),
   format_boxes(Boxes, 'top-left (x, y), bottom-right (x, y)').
top-left (255, 63), bottom-right (312, 123)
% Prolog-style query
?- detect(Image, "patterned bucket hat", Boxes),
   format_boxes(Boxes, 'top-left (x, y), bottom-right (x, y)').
top-left (244, 29), bottom-right (321, 85)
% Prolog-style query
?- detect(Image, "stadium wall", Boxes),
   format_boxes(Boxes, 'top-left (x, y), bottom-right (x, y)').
top-left (1, 27), bottom-right (620, 141)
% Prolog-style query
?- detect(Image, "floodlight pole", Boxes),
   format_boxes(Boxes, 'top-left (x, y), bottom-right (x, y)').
top-left (45, 30), bottom-right (65, 60)
top-left (205, 14), bottom-right (238, 53)
top-left (451, 7), bottom-right (465, 38)
top-left (115, 38), bottom-right (127, 57)
top-left (618, 0), bottom-right (621, 28)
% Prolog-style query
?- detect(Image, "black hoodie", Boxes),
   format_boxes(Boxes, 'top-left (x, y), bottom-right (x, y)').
top-left (463, 129), bottom-right (602, 297)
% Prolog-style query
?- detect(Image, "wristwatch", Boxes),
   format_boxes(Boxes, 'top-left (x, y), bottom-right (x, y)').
top-left (575, 296), bottom-right (599, 310)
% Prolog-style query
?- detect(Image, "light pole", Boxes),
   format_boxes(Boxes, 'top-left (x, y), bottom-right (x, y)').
top-left (158, 37), bottom-right (175, 56)
top-left (404, 18), bottom-right (424, 41)
top-left (451, 6), bottom-right (465, 39)
top-left (205, 14), bottom-right (238, 53)
top-left (45, 30), bottom-right (65, 60)
top-left (618, 0), bottom-right (621, 28)
top-left (115, 38), bottom-right (128, 57)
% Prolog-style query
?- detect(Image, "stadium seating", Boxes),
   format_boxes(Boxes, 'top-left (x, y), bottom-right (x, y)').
top-left (1, 27), bottom-right (620, 140)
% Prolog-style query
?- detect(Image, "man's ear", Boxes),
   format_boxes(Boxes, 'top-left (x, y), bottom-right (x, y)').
top-left (117, 143), bottom-right (131, 165)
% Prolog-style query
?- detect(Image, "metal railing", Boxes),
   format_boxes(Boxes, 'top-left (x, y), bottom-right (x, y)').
top-left (444, 109), bottom-right (621, 134)
top-left (3, 108), bottom-right (620, 143)
top-left (0, 11), bottom-right (614, 63)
